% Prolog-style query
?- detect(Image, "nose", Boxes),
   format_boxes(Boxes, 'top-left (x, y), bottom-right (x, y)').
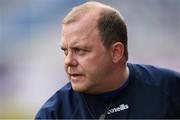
top-left (64, 52), bottom-right (78, 66)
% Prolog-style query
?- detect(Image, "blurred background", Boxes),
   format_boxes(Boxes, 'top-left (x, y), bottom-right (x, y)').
top-left (0, 0), bottom-right (179, 118)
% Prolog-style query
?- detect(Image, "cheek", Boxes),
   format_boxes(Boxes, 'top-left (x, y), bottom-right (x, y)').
top-left (79, 56), bottom-right (103, 75)
top-left (88, 55), bottom-right (112, 75)
top-left (77, 52), bottom-right (111, 75)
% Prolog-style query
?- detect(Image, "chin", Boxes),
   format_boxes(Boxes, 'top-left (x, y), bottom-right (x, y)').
top-left (71, 83), bottom-right (89, 93)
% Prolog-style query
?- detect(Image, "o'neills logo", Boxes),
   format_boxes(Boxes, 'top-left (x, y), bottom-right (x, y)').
top-left (107, 104), bottom-right (129, 115)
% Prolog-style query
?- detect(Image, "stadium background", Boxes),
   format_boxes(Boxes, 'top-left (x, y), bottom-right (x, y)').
top-left (0, 0), bottom-right (180, 118)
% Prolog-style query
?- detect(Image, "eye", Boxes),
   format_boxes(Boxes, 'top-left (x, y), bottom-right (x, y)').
top-left (74, 48), bottom-right (86, 56)
top-left (61, 48), bottom-right (68, 56)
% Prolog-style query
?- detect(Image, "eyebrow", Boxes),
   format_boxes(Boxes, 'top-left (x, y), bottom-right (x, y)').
top-left (61, 42), bottom-right (92, 49)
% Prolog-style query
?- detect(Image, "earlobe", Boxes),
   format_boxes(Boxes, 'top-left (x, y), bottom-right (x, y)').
top-left (111, 42), bottom-right (124, 63)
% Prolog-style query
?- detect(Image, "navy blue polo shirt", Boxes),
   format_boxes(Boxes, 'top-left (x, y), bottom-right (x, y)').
top-left (35, 63), bottom-right (180, 119)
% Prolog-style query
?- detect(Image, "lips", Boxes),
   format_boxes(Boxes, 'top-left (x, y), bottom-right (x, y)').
top-left (69, 73), bottom-right (84, 80)
top-left (69, 73), bottom-right (83, 77)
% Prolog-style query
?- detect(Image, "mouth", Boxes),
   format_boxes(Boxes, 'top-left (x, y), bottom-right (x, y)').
top-left (69, 73), bottom-right (83, 77)
top-left (69, 73), bottom-right (84, 80)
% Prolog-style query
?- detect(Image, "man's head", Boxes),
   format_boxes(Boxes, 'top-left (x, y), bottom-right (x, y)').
top-left (63, 1), bottom-right (128, 61)
top-left (60, 1), bottom-right (129, 94)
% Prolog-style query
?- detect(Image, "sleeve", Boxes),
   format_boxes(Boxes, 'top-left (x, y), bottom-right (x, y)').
top-left (34, 92), bottom-right (61, 119)
top-left (35, 107), bottom-right (55, 119)
top-left (168, 70), bottom-right (180, 118)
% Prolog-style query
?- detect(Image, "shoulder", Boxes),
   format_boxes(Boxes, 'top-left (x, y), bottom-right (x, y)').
top-left (35, 82), bottom-right (80, 119)
top-left (128, 63), bottom-right (180, 80)
top-left (128, 63), bottom-right (180, 94)
top-left (44, 82), bottom-right (73, 107)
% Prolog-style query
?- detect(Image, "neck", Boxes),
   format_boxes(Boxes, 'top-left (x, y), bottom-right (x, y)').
top-left (96, 63), bottom-right (129, 94)
top-left (108, 64), bottom-right (129, 92)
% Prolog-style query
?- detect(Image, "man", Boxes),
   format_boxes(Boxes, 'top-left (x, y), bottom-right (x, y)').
top-left (35, 1), bottom-right (180, 119)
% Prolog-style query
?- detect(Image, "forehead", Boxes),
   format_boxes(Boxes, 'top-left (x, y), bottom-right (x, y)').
top-left (63, 11), bottom-right (98, 34)
top-left (60, 14), bottom-right (101, 47)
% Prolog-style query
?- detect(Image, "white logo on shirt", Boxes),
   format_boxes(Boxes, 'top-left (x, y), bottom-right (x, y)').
top-left (107, 104), bottom-right (129, 115)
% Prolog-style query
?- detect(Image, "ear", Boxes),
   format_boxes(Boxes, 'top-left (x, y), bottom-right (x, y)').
top-left (111, 42), bottom-right (124, 63)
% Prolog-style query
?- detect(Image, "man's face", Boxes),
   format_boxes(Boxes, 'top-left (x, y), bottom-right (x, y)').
top-left (60, 16), bottom-right (114, 94)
